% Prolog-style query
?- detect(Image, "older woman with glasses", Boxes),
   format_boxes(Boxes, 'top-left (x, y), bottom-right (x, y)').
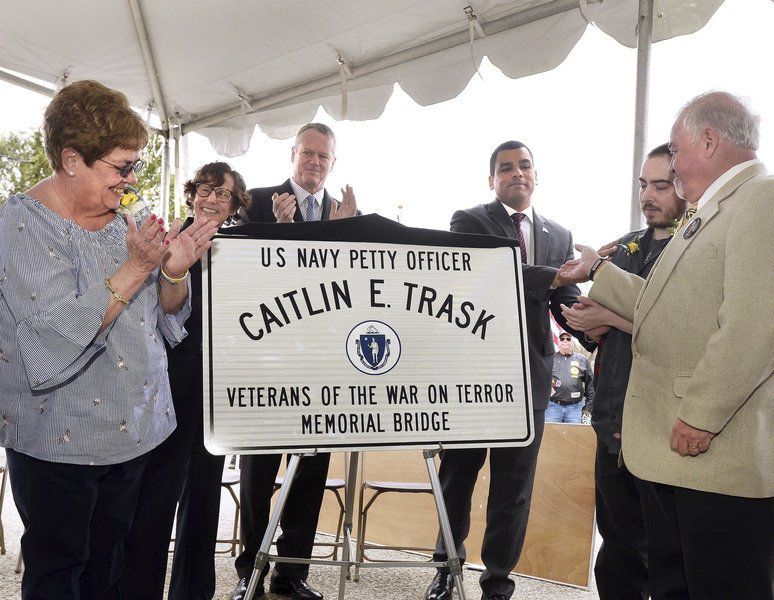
top-left (0, 80), bottom-right (218, 599)
top-left (123, 163), bottom-right (251, 600)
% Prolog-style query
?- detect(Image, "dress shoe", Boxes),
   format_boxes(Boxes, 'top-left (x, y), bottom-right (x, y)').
top-left (230, 577), bottom-right (265, 600)
top-left (269, 570), bottom-right (324, 600)
top-left (425, 571), bottom-right (455, 600)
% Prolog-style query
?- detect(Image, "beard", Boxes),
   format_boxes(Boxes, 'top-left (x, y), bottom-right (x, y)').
top-left (643, 202), bottom-right (685, 229)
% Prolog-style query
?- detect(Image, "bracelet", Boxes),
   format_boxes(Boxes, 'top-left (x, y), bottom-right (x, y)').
top-left (589, 257), bottom-right (606, 281)
top-left (104, 278), bottom-right (130, 305)
top-left (160, 266), bottom-right (189, 285)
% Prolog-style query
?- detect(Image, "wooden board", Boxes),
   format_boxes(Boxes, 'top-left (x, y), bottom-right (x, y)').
top-left (313, 423), bottom-right (596, 587)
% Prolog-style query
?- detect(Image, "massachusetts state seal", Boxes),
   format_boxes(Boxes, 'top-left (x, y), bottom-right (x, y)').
top-left (346, 321), bottom-right (402, 375)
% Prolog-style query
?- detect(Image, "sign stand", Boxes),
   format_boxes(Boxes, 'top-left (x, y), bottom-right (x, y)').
top-left (243, 447), bottom-right (467, 600)
top-left (243, 451), bottom-right (308, 600)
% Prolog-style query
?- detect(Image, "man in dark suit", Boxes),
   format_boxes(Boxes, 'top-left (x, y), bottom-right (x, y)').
top-left (241, 122), bottom-right (356, 225)
top-left (232, 123), bottom-right (357, 600)
top-left (426, 140), bottom-right (588, 600)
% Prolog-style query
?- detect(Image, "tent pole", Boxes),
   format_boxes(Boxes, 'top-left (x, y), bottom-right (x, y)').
top-left (173, 128), bottom-right (181, 220)
top-left (0, 69), bottom-right (53, 97)
top-left (127, 0), bottom-right (169, 129)
top-left (160, 131), bottom-right (170, 220)
top-left (630, 0), bottom-right (654, 231)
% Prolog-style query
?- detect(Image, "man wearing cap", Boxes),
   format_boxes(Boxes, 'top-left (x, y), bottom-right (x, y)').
top-left (547, 332), bottom-right (594, 424)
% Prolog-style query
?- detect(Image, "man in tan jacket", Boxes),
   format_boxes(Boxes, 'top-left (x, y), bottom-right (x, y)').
top-left (557, 91), bottom-right (773, 599)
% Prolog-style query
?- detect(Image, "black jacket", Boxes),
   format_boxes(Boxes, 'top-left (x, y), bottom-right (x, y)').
top-left (591, 227), bottom-right (670, 453)
top-left (241, 178), bottom-right (345, 223)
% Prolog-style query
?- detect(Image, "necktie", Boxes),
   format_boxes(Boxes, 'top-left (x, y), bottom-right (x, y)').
top-left (511, 212), bottom-right (527, 264)
top-left (306, 196), bottom-right (318, 222)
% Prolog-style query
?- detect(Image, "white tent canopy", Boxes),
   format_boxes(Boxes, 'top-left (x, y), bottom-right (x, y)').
top-left (1, 0), bottom-right (724, 157)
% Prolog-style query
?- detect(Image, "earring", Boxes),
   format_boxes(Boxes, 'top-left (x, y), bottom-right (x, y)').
top-left (68, 171), bottom-right (75, 176)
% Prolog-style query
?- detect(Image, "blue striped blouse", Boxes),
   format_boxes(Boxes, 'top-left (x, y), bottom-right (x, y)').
top-left (0, 193), bottom-right (190, 465)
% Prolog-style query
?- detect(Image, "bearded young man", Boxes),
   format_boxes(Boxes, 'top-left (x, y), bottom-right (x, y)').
top-left (563, 143), bottom-right (686, 599)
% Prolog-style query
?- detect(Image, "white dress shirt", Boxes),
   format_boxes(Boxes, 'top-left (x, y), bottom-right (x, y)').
top-left (696, 159), bottom-right (761, 210)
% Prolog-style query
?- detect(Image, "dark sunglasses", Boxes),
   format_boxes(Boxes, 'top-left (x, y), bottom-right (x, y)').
top-left (98, 158), bottom-right (144, 179)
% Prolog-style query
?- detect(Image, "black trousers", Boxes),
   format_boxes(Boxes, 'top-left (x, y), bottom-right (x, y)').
top-left (593, 443), bottom-right (649, 600)
top-left (235, 452), bottom-right (331, 582)
top-left (167, 435), bottom-right (225, 599)
top-left (432, 410), bottom-right (545, 599)
top-left (6, 448), bottom-right (148, 600)
top-left (123, 384), bottom-right (225, 600)
top-left (638, 479), bottom-right (773, 600)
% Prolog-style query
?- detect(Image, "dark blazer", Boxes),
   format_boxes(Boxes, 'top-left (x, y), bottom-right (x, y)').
top-left (451, 200), bottom-right (585, 410)
top-left (242, 178), bottom-right (340, 223)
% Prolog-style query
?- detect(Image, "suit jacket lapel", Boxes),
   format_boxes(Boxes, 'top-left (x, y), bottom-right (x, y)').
top-left (320, 191), bottom-right (332, 221)
top-left (633, 162), bottom-right (766, 335)
top-left (533, 211), bottom-right (549, 266)
top-left (485, 200), bottom-right (519, 240)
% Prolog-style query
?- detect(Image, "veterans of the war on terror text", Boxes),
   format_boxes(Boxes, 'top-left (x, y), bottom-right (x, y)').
top-left (223, 383), bottom-right (517, 435)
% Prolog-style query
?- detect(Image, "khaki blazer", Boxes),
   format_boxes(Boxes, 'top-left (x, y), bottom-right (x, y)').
top-left (589, 162), bottom-right (773, 498)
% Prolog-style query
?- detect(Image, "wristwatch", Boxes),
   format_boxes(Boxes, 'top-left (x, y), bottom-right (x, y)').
top-left (589, 257), bottom-right (607, 281)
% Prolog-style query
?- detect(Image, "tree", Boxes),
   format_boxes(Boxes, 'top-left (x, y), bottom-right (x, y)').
top-left (0, 129), bottom-right (51, 201)
top-left (0, 129), bottom-right (168, 215)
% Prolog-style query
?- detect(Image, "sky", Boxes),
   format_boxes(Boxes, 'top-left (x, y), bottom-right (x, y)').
top-left (2, 0), bottom-right (773, 251)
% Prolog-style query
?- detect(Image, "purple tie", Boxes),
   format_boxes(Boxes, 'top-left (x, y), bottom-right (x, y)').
top-left (511, 212), bottom-right (527, 264)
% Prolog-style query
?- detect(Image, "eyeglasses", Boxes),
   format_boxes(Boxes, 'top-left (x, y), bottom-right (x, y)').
top-left (98, 158), bottom-right (144, 179)
top-left (195, 183), bottom-right (233, 203)
top-left (559, 336), bottom-right (572, 342)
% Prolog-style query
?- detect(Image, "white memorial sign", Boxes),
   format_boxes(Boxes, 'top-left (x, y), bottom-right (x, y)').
top-left (203, 232), bottom-right (533, 454)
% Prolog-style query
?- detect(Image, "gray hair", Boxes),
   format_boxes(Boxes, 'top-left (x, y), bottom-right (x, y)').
top-left (295, 122), bottom-right (336, 146)
top-left (679, 91), bottom-right (759, 151)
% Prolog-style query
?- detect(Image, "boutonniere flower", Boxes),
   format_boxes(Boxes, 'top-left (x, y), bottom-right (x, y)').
top-left (117, 186), bottom-right (148, 218)
top-left (618, 238), bottom-right (640, 256)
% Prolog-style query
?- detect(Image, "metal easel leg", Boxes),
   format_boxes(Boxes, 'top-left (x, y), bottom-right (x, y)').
top-left (424, 447), bottom-right (467, 600)
top-left (337, 451), bottom-right (359, 600)
top-left (244, 452), bottom-right (304, 600)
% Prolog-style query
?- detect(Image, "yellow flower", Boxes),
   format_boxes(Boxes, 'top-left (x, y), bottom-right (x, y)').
top-left (618, 238), bottom-right (640, 256)
top-left (117, 188), bottom-right (147, 217)
top-left (120, 192), bottom-right (138, 208)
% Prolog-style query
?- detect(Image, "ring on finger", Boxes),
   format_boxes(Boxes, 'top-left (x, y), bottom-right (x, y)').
top-left (142, 235), bottom-right (152, 243)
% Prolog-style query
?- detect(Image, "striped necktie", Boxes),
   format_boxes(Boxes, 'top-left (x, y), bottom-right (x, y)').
top-left (306, 196), bottom-right (318, 222)
top-left (510, 212), bottom-right (528, 264)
